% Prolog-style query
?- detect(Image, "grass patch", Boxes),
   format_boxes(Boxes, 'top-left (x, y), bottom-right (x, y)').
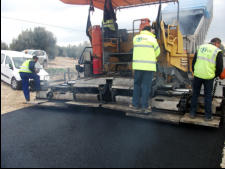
top-left (46, 68), bottom-right (67, 76)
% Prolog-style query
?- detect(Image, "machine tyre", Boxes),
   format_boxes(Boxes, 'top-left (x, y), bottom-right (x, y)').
top-left (47, 92), bottom-right (54, 100)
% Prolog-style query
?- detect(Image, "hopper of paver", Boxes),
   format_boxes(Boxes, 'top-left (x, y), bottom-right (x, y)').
top-left (162, 0), bottom-right (213, 54)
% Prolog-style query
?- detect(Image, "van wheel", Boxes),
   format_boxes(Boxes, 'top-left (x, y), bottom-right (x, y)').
top-left (11, 77), bottom-right (19, 90)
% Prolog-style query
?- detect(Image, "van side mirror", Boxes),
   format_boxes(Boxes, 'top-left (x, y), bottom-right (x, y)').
top-left (9, 64), bottom-right (13, 70)
top-left (6, 64), bottom-right (14, 70)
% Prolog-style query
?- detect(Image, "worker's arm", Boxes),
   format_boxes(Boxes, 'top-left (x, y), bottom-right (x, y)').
top-left (215, 51), bottom-right (224, 77)
top-left (192, 52), bottom-right (197, 72)
top-left (29, 61), bottom-right (36, 73)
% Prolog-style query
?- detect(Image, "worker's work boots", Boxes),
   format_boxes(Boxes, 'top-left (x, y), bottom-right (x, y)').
top-left (129, 104), bottom-right (140, 110)
top-left (189, 114), bottom-right (196, 119)
top-left (204, 117), bottom-right (214, 122)
top-left (24, 100), bottom-right (38, 105)
top-left (129, 105), bottom-right (152, 115)
top-left (141, 106), bottom-right (152, 115)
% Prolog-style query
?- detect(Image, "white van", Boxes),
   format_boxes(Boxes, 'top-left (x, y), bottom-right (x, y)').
top-left (22, 49), bottom-right (48, 68)
top-left (1, 50), bottom-right (49, 90)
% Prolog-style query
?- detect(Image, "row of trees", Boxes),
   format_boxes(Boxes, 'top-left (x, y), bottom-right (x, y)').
top-left (1, 27), bottom-right (90, 60)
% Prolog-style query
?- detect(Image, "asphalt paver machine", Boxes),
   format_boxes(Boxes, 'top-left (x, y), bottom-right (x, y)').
top-left (37, 0), bottom-right (225, 128)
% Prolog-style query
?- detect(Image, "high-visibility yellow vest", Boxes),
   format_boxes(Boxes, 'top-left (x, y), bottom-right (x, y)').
top-left (19, 60), bottom-right (32, 73)
top-left (132, 31), bottom-right (160, 71)
top-left (102, 19), bottom-right (116, 31)
top-left (194, 44), bottom-right (222, 79)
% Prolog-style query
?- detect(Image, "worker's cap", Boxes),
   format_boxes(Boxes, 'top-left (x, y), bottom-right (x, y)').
top-left (211, 38), bottom-right (221, 44)
top-left (32, 55), bottom-right (39, 60)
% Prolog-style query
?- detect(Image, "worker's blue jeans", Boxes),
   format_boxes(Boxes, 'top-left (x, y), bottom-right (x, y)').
top-left (132, 70), bottom-right (153, 109)
top-left (19, 72), bottom-right (41, 101)
top-left (190, 76), bottom-right (214, 119)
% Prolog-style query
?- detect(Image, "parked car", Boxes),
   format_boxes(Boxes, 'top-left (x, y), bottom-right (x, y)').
top-left (22, 49), bottom-right (48, 68)
top-left (1, 50), bottom-right (50, 90)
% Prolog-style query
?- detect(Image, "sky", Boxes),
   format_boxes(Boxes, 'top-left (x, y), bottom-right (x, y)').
top-left (1, 0), bottom-right (225, 47)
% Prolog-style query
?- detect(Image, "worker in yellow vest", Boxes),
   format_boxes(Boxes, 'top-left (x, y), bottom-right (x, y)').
top-left (102, 19), bottom-right (116, 31)
top-left (102, 19), bottom-right (118, 38)
top-left (130, 26), bottom-right (160, 114)
top-left (102, 0), bottom-right (117, 38)
top-left (19, 55), bottom-right (41, 104)
top-left (190, 38), bottom-right (224, 121)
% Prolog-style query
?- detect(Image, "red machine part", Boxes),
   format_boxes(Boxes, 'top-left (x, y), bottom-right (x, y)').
top-left (220, 68), bottom-right (225, 80)
top-left (139, 18), bottom-right (151, 31)
top-left (92, 25), bottom-right (103, 75)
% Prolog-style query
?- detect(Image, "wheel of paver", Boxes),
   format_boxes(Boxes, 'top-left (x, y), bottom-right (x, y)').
top-left (47, 92), bottom-right (53, 100)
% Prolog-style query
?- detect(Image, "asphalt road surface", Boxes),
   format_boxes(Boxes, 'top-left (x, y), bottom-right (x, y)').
top-left (1, 106), bottom-right (225, 168)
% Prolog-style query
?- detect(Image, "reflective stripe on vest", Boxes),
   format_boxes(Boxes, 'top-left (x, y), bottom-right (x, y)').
top-left (132, 31), bottom-right (160, 71)
top-left (133, 60), bottom-right (157, 64)
top-left (194, 44), bottom-right (222, 79)
top-left (134, 44), bottom-right (154, 48)
top-left (103, 19), bottom-right (115, 31)
top-left (154, 46), bottom-right (160, 52)
top-left (19, 60), bottom-right (32, 73)
top-left (197, 48), bottom-right (221, 64)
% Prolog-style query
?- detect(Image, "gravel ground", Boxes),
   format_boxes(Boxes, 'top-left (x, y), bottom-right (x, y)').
top-left (1, 82), bottom-right (35, 114)
top-left (47, 57), bottom-right (77, 69)
top-left (1, 106), bottom-right (225, 168)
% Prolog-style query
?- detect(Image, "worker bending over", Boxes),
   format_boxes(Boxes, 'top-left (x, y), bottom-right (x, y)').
top-left (19, 55), bottom-right (41, 104)
top-left (190, 38), bottom-right (224, 121)
top-left (131, 26), bottom-right (160, 114)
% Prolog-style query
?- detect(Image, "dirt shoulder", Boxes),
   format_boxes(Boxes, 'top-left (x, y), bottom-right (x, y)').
top-left (1, 82), bottom-right (36, 115)
top-left (47, 57), bottom-right (77, 69)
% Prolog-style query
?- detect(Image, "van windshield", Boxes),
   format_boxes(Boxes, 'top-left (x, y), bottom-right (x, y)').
top-left (12, 57), bottom-right (29, 69)
top-left (26, 51), bottom-right (35, 55)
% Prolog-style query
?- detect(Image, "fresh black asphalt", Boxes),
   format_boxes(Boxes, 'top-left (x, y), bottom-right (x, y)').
top-left (1, 105), bottom-right (225, 168)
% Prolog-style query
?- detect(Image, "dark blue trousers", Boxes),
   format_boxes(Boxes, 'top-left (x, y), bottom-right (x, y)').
top-left (132, 70), bottom-right (154, 109)
top-left (19, 72), bottom-right (40, 101)
top-left (190, 76), bottom-right (214, 119)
